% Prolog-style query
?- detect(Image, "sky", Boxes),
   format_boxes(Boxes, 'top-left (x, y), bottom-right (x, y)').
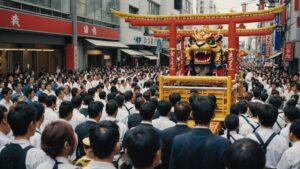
top-left (215, 0), bottom-right (259, 13)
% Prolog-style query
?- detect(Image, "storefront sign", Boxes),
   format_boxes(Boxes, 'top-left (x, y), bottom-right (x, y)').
top-left (283, 42), bottom-right (294, 61)
top-left (133, 36), bottom-right (161, 46)
top-left (275, 13), bottom-right (282, 50)
top-left (261, 44), bottom-right (266, 55)
top-left (0, 8), bottom-right (119, 40)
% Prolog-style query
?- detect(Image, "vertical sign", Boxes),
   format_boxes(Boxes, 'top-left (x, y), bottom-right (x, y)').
top-left (261, 44), bottom-right (266, 55)
top-left (275, 13), bottom-right (282, 50)
top-left (266, 35), bottom-right (271, 58)
top-left (283, 42), bottom-right (294, 61)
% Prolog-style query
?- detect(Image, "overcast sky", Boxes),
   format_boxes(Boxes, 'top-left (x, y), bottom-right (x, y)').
top-left (215, 0), bottom-right (259, 13)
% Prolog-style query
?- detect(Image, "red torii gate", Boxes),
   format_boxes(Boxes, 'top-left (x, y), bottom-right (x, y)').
top-left (153, 25), bottom-right (276, 75)
top-left (112, 5), bottom-right (284, 77)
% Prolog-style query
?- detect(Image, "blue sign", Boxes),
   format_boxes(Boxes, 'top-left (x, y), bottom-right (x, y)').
top-left (275, 26), bottom-right (282, 50)
top-left (262, 44), bottom-right (266, 55)
top-left (156, 39), bottom-right (162, 52)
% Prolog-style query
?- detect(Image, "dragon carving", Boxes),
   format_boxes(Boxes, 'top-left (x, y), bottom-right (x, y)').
top-left (185, 28), bottom-right (227, 76)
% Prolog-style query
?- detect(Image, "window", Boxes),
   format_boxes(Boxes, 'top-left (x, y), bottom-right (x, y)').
top-left (129, 5), bottom-right (141, 30)
top-left (77, 0), bottom-right (87, 17)
top-left (174, 0), bottom-right (182, 10)
top-left (21, 0), bottom-right (70, 13)
top-left (185, 0), bottom-right (191, 13)
top-left (148, 0), bottom-right (159, 15)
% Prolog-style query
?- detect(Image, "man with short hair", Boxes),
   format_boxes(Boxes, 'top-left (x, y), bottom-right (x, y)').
top-left (0, 104), bottom-right (51, 168)
top-left (84, 121), bottom-right (120, 169)
top-left (58, 101), bottom-right (74, 127)
top-left (268, 96), bottom-right (286, 133)
top-left (76, 101), bottom-right (104, 159)
top-left (126, 126), bottom-right (161, 169)
top-left (0, 87), bottom-right (13, 110)
top-left (80, 95), bottom-right (93, 117)
top-left (161, 101), bottom-right (192, 169)
top-left (0, 105), bottom-right (10, 147)
top-left (152, 100), bottom-right (175, 130)
top-left (124, 91), bottom-right (135, 115)
top-left (29, 102), bottom-right (45, 149)
top-left (41, 95), bottom-right (58, 131)
top-left (25, 88), bottom-right (35, 104)
top-left (127, 97), bottom-right (145, 129)
top-left (251, 87), bottom-right (264, 104)
top-left (169, 96), bottom-right (231, 169)
top-left (71, 96), bottom-right (86, 129)
top-left (55, 87), bottom-right (65, 111)
top-left (248, 104), bottom-right (288, 168)
top-left (277, 120), bottom-right (300, 169)
top-left (169, 93), bottom-right (181, 123)
top-left (11, 82), bottom-right (24, 102)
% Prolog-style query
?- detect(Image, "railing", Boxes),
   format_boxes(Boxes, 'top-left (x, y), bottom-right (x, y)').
top-left (159, 76), bottom-right (237, 122)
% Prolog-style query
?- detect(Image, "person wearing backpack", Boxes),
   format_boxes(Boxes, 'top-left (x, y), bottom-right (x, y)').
top-left (222, 114), bottom-right (244, 143)
top-left (248, 104), bottom-right (288, 169)
top-left (239, 102), bottom-right (262, 137)
top-left (277, 120), bottom-right (300, 169)
top-left (0, 102), bottom-right (51, 169)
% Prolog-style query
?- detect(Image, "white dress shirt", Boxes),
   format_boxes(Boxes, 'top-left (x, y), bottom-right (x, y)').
top-left (30, 128), bottom-right (42, 149)
top-left (0, 139), bottom-right (52, 169)
top-left (44, 90), bottom-right (56, 96)
top-left (124, 102), bottom-right (135, 115)
top-left (41, 107), bottom-right (59, 131)
top-left (0, 99), bottom-right (13, 111)
top-left (72, 83), bottom-right (80, 89)
top-left (273, 111), bottom-right (286, 134)
top-left (239, 118), bottom-right (260, 137)
top-left (221, 130), bottom-right (244, 143)
top-left (86, 81), bottom-right (93, 91)
top-left (70, 109), bottom-right (86, 129)
top-left (280, 123), bottom-right (291, 142)
top-left (248, 127), bottom-right (289, 168)
top-left (239, 114), bottom-right (249, 127)
top-left (38, 156), bottom-right (79, 169)
top-left (116, 108), bottom-right (129, 125)
top-left (277, 141), bottom-right (300, 169)
top-left (105, 116), bottom-right (127, 143)
top-left (0, 131), bottom-right (11, 148)
top-left (84, 160), bottom-right (116, 169)
top-left (152, 116), bottom-right (176, 131)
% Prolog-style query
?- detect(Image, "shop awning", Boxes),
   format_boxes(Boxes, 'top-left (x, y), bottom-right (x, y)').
top-left (121, 49), bottom-right (144, 58)
top-left (139, 50), bottom-right (153, 56)
top-left (144, 55), bottom-right (158, 60)
top-left (86, 39), bottom-right (128, 48)
top-left (266, 52), bottom-right (282, 60)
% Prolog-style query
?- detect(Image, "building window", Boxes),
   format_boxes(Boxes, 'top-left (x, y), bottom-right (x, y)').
top-left (174, 0), bottom-right (182, 10)
top-left (148, 0), bottom-right (159, 15)
top-left (129, 5), bottom-right (141, 30)
top-left (21, 0), bottom-right (70, 13)
top-left (185, 0), bottom-right (191, 13)
top-left (77, 0), bottom-right (87, 17)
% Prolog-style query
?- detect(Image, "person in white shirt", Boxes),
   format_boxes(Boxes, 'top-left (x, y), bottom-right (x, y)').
top-left (84, 121), bottom-right (119, 169)
top-left (91, 75), bottom-right (100, 88)
top-left (30, 102), bottom-right (45, 149)
top-left (44, 83), bottom-right (55, 96)
top-left (236, 101), bottom-right (249, 127)
top-left (0, 104), bottom-right (51, 169)
top-left (0, 106), bottom-right (11, 148)
top-left (247, 104), bottom-right (288, 169)
top-left (114, 95), bottom-right (129, 125)
top-left (41, 95), bottom-right (59, 131)
top-left (56, 77), bottom-right (64, 88)
top-left (222, 114), bottom-right (244, 143)
top-left (268, 96), bottom-right (286, 133)
top-left (152, 101), bottom-right (175, 130)
top-left (283, 82), bottom-right (295, 102)
top-left (93, 85), bottom-right (101, 101)
top-left (105, 100), bottom-right (127, 143)
top-left (99, 91), bottom-right (107, 107)
top-left (85, 75), bottom-right (93, 91)
top-left (239, 102), bottom-right (261, 137)
top-left (63, 85), bottom-right (72, 101)
top-left (64, 77), bottom-right (73, 89)
top-left (0, 87), bottom-right (13, 111)
top-left (72, 77), bottom-right (80, 90)
top-left (55, 87), bottom-right (65, 112)
top-left (124, 91), bottom-right (135, 115)
top-left (277, 120), bottom-right (300, 169)
top-left (280, 100), bottom-right (300, 142)
top-left (38, 121), bottom-right (78, 169)
top-left (71, 96), bottom-right (86, 129)
top-left (251, 87), bottom-right (265, 104)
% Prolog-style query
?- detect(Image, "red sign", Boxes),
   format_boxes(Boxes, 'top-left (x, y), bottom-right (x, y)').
top-left (283, 42), bottom-right (294, 61)
top-left (0, 8), bottom-right (72, 35)
top-left (77, 22), bottom-right (119, 40)
top-left (0, 8), bottom-right (119, 40)
top-left (297, 17), bottom-right (300, 27)
top-left (265, 35), bottom-right (271, 58)
top-left (295, 0), bottom-right (299, 11)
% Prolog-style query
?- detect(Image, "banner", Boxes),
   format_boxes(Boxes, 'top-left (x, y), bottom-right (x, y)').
top-left (283, 42), bottom-right (294, 61)
top-left (275, 13), bottom-right (282, 50)
top-left (266, 35), bottom-right (271, 58)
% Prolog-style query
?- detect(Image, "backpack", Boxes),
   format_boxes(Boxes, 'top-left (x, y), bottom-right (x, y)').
top-left (254, 132), bottom-right (277, 153)
top-left (0, 143), bottom-right (33, 169)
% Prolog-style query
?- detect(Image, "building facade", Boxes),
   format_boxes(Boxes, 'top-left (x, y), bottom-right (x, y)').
top-left (194, 0), bottom-right (216, 14)
top-left (0, 0), bottom-right (122, 74)
top-left (119, 0), bottom-right (192, 67)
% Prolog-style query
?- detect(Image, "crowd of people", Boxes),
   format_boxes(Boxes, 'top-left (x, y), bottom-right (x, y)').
top-left (0, 65), bottom-right (299, 169)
